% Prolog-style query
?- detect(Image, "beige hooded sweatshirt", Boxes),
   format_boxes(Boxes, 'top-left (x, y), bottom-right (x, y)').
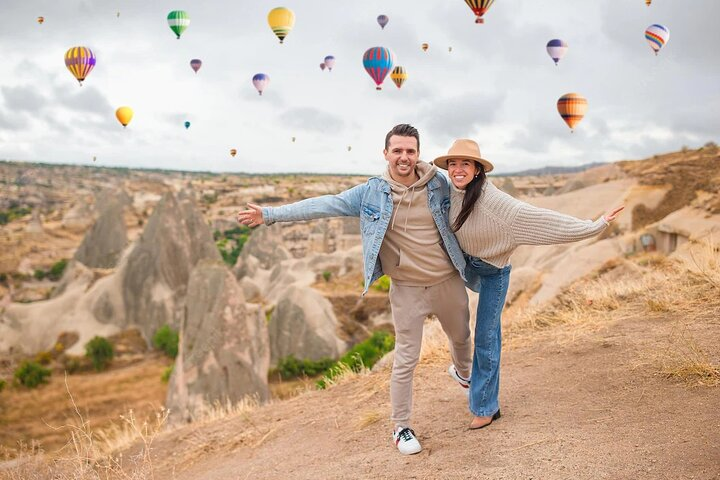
top-left (378, 161), bottom-right (456, 287)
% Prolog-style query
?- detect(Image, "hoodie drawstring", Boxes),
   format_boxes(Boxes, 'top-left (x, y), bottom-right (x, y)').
top-left (390, 188), bottom-right (409, 231)
top-left (403, 187), bottom-right (415, 232)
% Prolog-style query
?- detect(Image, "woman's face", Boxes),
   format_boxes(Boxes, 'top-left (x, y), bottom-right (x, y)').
top-left (447, 159), bottom-right (480, 189)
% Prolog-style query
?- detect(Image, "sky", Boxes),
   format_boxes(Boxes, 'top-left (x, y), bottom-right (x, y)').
top-left (0, 0), bottom-right (718, 175)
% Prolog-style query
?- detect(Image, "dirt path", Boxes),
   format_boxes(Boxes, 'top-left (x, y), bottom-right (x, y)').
top-left (145, 299), bottom-right (719, 480)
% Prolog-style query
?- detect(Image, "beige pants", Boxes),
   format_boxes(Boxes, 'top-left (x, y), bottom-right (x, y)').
top-left (389, 273), bottom-right (472, 428)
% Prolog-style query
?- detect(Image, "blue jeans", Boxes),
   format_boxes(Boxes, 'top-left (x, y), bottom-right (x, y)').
top-left (464, 255), bottom-right (511, 417)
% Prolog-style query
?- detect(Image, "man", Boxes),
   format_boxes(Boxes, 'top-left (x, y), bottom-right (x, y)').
top-left (236, 124), bottom-right (472, 455)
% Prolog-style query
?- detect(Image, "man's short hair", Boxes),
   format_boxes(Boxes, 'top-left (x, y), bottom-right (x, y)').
top-left (385, 124), bottom-right (420, 151)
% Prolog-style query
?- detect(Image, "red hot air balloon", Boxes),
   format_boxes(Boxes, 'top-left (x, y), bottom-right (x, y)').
top-left (362, 47), bottom-right (395, 90)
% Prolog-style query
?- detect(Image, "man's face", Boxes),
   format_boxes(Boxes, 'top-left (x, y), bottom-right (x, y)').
top-left (384, 135), bottom-right (419, 181)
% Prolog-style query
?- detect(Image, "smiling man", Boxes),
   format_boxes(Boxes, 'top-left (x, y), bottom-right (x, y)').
top-left (236, 124), bottom-right (472, 455)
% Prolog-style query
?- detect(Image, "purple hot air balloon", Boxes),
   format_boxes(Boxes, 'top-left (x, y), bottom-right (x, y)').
top-left (377, 14), bottom-right (389, 29)
top-left (362, 46), bottom-right (395, 90)
top-left (190, 58), bottom-right (202, 73)
top-left (320, 62), bottom-right (326, 71)
top-left (324, 55), bottom-right (336, 71)
top-left (252, 73), bottom-right (270, 95)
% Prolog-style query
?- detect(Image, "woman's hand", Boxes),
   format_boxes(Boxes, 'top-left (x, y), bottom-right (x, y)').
top-left (236, 203), bottom-right (265, 227)
top-left (603, 205), bottom-right (624, 223)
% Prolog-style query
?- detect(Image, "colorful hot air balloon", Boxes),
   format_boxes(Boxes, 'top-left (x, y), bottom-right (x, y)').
top-left (190, 59), bottom-right (202, 73)
top-left (362, 47), bottom-right (395, 90)
top-left (421, 43), bottom-right (429, 52)
top-left (324, 56), bottom-right (336, 71)
top-left (184, 121), bottom-right (191, 129)
top-left (390, 66), bottom-right (407, 89)
top-left (267, 7), bottom-right (295, 44)
top-left (252, 73), bottom-right (270, 95)
top-left (37, 16), bottom-right (44, 25)
top-left (464, 0), bottom-right (495, 24)
top-left (645, 0), bottom-right (652, 5)
top-left (64, 47), bottom-right (96, 86)
top-left (546, 39), bottom-right (568, 66)
top-left (645, 24), bottom-right (669, 55)
top-left (377, 15), bottom-right (389, 29)
top-left (230, 149), bottom-right (237, 157)
top-left (115, 106), bottom-right (133, 127)
top-left (320, 63), bottom-right (326, 71)
top-left (557, 93), bottom-right (587, 132)
top-left (167, 10), bottom-right (190, 39)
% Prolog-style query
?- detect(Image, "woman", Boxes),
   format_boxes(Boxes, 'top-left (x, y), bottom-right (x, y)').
top-left (433, 139), bottom-right (623, 429)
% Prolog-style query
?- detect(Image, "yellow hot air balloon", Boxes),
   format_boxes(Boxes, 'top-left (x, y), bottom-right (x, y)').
top-left (645, 0), bottom-right (651, 5)
top-left (230, 148), bottom-right (237, 157)
top-left (115, 106), bottom-right (133, 127)
top-left (390, 66), bottom-right (407, 89)
top-left (268, 7), bottom-right (295, 44)
top-left (421, 43), bottom-right (429, 52)
top-left (557, 93), bottom-right (587, 132)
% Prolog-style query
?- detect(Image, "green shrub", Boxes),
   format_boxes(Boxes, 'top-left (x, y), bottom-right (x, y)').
top-left (372, 275), bottom-right (391, 292)
top-left (14, 361), bottom-right (51, 388)
top-left (0, 379), bottom-right (6, 392)
top-left (317, 331), bottom-right (395, 389)
top-left (215, 226), bottom-right (252, 266)
top-left (33, 269), bottom-right (46, 280)
top-left (153, 325), bottom-right (179, 359)
top-left (161, 365), bottom-right (174, 383)
top-left (322, 270), bottom-right (332, 282)
top-left (274, 355), bottom-right (336, 380)
top-left (34, 351), bottom-right (53, 365)
top-left (47, 259), bottom-right (68, 281)
top-left (85, 336), bottom-right (114, 372)
top-left (63, 356), bottom-right (83, 374)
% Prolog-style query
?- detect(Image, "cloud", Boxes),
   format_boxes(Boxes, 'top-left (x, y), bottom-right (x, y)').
top-left (55, 85), bottom-right (112, 115)
top-left (417, 93), bottom-right (505, 143)
top-left (1, 85), bottom-right (47, 113)
top-left (0, 109), bottom-right (28, 131)
top-left (280, 107), bottom-right (345, 134)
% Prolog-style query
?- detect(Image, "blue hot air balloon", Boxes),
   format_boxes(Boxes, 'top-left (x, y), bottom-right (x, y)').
top-left (546, 39), bottom-right (568, 66)
top-left (362, 47), bottom-right (395, 90)
top-left (184, 121), bottom-right (191, 129)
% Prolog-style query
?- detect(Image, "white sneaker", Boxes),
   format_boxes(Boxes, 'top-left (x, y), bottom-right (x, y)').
top-left (392, 427), bottom-right (422, 455)
top-left (448, 364), bottom-right (470, 396)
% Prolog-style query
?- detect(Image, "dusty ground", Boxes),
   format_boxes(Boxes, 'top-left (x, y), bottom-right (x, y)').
top-left (115, 256), bottom-right (718, 480)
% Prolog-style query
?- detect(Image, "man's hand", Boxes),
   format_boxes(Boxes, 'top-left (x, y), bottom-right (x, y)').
top-left (603, 205), bottom-right (624, 223)
top-left (237, 203), bottom-right (265, 228)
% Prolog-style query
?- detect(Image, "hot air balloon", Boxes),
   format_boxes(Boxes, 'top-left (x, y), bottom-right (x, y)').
top-left (546, 39), bottom-right (568, 66)
top-left (37, 16), bottom-right (44, 25)
top-left (167, 10), bottom-right (190, 39)
top-left (292, 136), bottom-right (296, 143)
top-left (190, 59), bottom-right (202, 73)
top-left (645, 24), bottom-right (669, 55)
top-left (362, 47), bottom-right (395, 90)
top-left (64, 47), bottom-right (96, 86)
top-left (377, 15), bottom-right (389, 29)
top-left (267, 7), bottom-right (295, 44)
top-left (347, 146), bottom-right (352, 151)
top-left (116, 11), bottom-right (120, 18)
top-left (93, 156), bottom-right (97, 162)
top-left (252, 73), bottom-right (270, 95)
top-left (557, 93), bottom-right (587, 132)
top-left (320, 63), bottom-right (326, 71)
top-left (464, 0), bottom-right (495, 24)
top-left (645, 0), bottom-right (652, 5)
top-left (324, 55), bottom-right (336, 71)
top-left (184, 121), bottom-right (191, 129)
top-left (421, 43), bottom-right (429, 52)
top-left (448, 46), bottom-right (453, 53)
top-left (390, 66), bottom-right (407, 89)
top-left (230, 149), bottom-right (237, 157)
top-left (115, 106), bottom-right (133, 127)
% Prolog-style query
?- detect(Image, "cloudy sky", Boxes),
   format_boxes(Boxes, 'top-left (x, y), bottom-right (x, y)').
top-left (0, 0), bottom-right (717, 175)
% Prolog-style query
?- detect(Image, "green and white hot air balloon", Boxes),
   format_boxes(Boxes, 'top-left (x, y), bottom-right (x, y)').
top-left (167, 10), bottom-right (190, 39)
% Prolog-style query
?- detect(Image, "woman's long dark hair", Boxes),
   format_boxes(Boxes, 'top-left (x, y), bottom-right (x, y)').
top-left (452, 165), bottom-right (486, 232)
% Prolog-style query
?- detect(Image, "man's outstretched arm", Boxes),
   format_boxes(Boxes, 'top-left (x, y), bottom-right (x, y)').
top-left (237, 183), bottom-right (367, 227)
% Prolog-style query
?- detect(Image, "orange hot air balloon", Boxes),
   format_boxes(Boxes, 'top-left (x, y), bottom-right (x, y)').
top-left (230, 149), bottom-right (237, 157)
top-left (37, 16), bottom-right (44, 24)
top-left (421, 43), bottom-right (429, 52)
top-left (557, 93), bottom-right (587, 132)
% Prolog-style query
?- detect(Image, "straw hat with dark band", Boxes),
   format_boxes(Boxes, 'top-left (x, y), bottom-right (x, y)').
top-left (432, 139), bottom-right (494, 173)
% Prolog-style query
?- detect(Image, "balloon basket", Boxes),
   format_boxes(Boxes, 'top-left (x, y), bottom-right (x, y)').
top-left (476, 18), bottom-right (484, 24)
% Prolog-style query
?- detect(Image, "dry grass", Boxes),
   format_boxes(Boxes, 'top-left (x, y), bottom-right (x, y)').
top-left (659, 326), bottom-right (720, 387)
top-left (354, 410), bottom-right (382, 430)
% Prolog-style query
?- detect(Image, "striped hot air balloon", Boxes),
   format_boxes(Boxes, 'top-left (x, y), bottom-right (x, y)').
top-left (64, 47), bottom-right (96, 86)
top-left (390, 66), bottom-right (407, 89)
top-left (421, 43), bottom-right (429, 52)
top-left (546, 39), bottom-right (568, 66)
top-left (645, 24), bottom-right (669, 55)
top-left (167, 11), bottom-right (190, 39)
top-left (37, 16), bottom-right (44, 25)
top-left (230, 149), bottom-right (237, 157)
top-left (464, 0), bottom-right (495, 24)
top-left (190, 59), bottom-right (202, 73)
top-left (362, 47), bottom-right (395, 90)
top-left (268, 7), bottom-right (295, 44)
top-left (253, 73), bottom-right (270, 95)
top-left (324, 55), bottom-right (336, 71)
top-left (557, 93), bottom-right (588, 132)
top-left (377, 15), bottom-right (389, 29)
top-left (645, 0), bottom-right (652, 6)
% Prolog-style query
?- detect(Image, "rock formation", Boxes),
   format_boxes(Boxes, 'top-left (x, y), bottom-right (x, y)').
top-left (167, 260), bottom-right (269, 420)
top-left (73, 200), bottom-right (127, 268)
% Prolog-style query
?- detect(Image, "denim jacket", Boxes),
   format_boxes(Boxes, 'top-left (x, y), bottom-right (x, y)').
top-left (262, 173), bottom-right (467, 294)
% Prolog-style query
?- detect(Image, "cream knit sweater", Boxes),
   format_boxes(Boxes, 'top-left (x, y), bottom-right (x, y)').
top-left (450, 181), bottom-right (608, 268)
